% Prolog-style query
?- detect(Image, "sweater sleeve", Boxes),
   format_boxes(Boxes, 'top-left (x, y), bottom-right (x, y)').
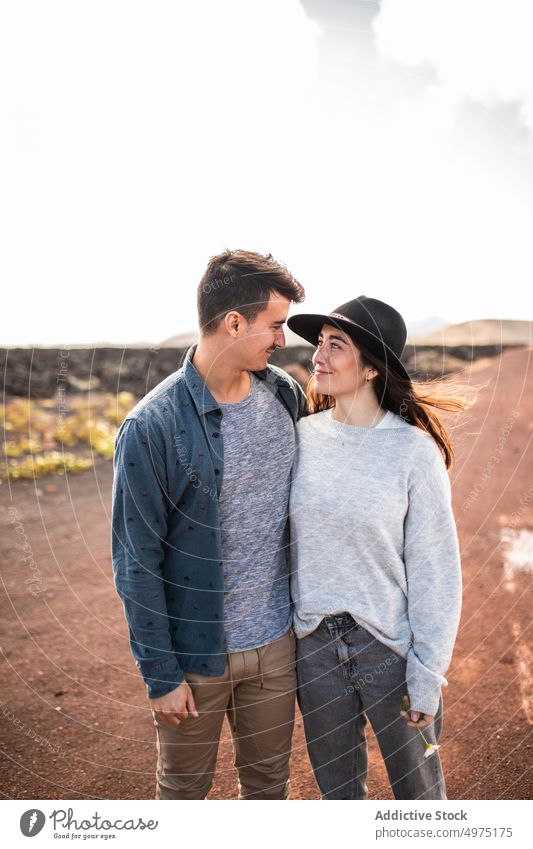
top-left (111, 417), bottom-right (185, 699)
top-left (403, 437), bottom-right (462, 716)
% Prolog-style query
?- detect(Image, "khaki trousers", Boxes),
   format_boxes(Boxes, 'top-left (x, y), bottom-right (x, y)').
top-left (152, 629), bottom-right (296, 799)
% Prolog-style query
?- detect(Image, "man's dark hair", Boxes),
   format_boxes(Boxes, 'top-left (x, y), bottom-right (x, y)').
top-left (197, 249), bottom-right (305, 335)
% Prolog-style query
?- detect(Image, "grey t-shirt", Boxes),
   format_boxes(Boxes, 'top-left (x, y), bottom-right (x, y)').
top-left (218, 372), bottom-right (295, 652)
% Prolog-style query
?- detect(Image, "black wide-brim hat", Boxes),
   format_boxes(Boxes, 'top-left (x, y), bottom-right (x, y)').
top-left (287, 295), bottom-right (411, 381)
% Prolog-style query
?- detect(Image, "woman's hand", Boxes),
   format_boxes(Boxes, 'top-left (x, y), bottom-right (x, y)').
top-left (400, 694), bottom-right (434, 729)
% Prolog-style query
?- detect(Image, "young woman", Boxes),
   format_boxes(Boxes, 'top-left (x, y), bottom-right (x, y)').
top-left (287, 295), bottom-right (469, 800)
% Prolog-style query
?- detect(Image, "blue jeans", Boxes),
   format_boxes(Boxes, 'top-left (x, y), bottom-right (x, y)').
top-left (296, 614), bottom-right (446, 800)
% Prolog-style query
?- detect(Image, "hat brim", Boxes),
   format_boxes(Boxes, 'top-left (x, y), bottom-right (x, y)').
top-left (286, 313), bottom-right (411, 381)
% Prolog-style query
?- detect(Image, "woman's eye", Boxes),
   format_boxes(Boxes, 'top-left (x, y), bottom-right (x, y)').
top-left (328, 342), bottom-right (339, 349)
top-left (316, 340), bottom-right (339, 350)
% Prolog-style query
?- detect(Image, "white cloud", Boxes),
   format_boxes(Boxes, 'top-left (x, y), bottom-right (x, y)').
top-left (374, 0), bottom-right (533, 136)
top-left (0, 1), bottom-right (532, 344)
top-left (0, 1), bottom-right (319, 345)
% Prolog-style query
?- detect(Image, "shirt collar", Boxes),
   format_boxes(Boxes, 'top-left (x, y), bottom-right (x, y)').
top-left (183, 344), bottom-right (220, 415)
top-left (183, 343), bottom-right (290, 415)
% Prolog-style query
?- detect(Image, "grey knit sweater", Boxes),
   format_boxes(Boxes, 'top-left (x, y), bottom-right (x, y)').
top-left (289, 407), bottom-right (462, 716)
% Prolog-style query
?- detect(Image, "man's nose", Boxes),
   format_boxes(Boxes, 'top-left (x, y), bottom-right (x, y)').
top-left (275, 328), bottom-right (286, 349)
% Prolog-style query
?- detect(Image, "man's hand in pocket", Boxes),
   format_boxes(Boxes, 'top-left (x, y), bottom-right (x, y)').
top-left (150, 681), bottom-right (198, 728)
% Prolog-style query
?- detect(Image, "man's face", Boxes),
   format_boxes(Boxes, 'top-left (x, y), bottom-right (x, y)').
top-left (233, 291), bottom-right (290, 371)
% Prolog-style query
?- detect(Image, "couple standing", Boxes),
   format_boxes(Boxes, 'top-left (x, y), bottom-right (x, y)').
top-left (111, 249), bottom-right (464, 800)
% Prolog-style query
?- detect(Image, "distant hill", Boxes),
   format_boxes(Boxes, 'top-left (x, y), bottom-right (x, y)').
top-left (8, 317), bottom-right (528, 352)
top-left (159, 331), bottom-right (199, 348)
top-left (406, 316), bottom-right (449, 342)
top-left (160, 326), bottom-right (309, 348)
top-left (416, 319), bottom-right (532, 346)
top-left (3, 341), bottom-right (159, 349)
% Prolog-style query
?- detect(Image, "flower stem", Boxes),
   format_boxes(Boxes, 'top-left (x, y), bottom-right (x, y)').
top-left (418, 729), bottom-right (430, 746)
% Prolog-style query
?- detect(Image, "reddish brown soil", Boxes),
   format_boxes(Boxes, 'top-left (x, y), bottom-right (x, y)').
top-left (1, 346), bottom-right (532, 799)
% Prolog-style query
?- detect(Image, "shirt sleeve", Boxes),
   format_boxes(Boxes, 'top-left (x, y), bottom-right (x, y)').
top-left (403, 437), bottom-right (463, 716)
top-left (111, 417), bottom-right (185, 699)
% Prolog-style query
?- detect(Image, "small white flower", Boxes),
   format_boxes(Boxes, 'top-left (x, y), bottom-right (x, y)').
top-left (423, 743), bottom-right (440, 759)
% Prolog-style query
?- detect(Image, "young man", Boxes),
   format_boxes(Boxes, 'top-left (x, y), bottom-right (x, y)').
top-left (111, 249), bottom-right (306, 799)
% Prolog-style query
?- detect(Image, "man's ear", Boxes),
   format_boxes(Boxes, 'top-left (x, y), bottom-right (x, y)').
top-left (224, 310), bottom-right (243, 337)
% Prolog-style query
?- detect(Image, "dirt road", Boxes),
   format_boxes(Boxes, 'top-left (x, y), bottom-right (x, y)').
top-left (1, 346), bottom-right (532, 799)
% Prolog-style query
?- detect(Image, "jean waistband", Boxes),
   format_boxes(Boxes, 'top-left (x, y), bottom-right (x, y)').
top-left (323, 612), bottom-right (358, 627)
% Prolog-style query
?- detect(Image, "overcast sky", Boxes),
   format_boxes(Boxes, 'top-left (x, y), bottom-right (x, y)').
top-left (2, 0), bottom-right (533, 345)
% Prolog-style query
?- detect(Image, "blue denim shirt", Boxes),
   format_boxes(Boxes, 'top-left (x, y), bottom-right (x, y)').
top-left (111, 344), bottom-right (307, 698)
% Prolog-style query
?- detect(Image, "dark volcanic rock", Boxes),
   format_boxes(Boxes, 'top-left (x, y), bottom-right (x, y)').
top-left (0, 344), bottom-right (521, 399)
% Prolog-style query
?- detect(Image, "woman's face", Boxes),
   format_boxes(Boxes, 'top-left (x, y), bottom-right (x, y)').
top-left (312, 323), bottom-right (373, 398)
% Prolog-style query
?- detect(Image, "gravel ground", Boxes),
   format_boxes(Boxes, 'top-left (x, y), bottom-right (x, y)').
top-left (1, 346), bottom-right (532, 799)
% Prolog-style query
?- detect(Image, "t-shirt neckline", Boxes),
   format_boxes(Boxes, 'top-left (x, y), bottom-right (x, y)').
top-left (218, 372), bottom-right (257, 409)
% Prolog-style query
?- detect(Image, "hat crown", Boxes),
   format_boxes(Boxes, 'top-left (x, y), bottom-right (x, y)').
top-left (286, 295), bottom-right (411, 380)
top-left (330, 296), bottom-right (407, 359)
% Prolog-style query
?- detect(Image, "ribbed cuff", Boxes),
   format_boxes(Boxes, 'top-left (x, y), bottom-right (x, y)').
top-left (407, 685), bottom-right (441, 718)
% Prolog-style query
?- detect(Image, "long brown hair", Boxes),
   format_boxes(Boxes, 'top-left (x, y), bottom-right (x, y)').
top-left (307, 343), bottom-right (475, 469)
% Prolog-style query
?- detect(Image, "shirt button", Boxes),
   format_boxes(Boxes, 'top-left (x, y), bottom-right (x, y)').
top-left (212, 432), bottom-right (220, 438)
